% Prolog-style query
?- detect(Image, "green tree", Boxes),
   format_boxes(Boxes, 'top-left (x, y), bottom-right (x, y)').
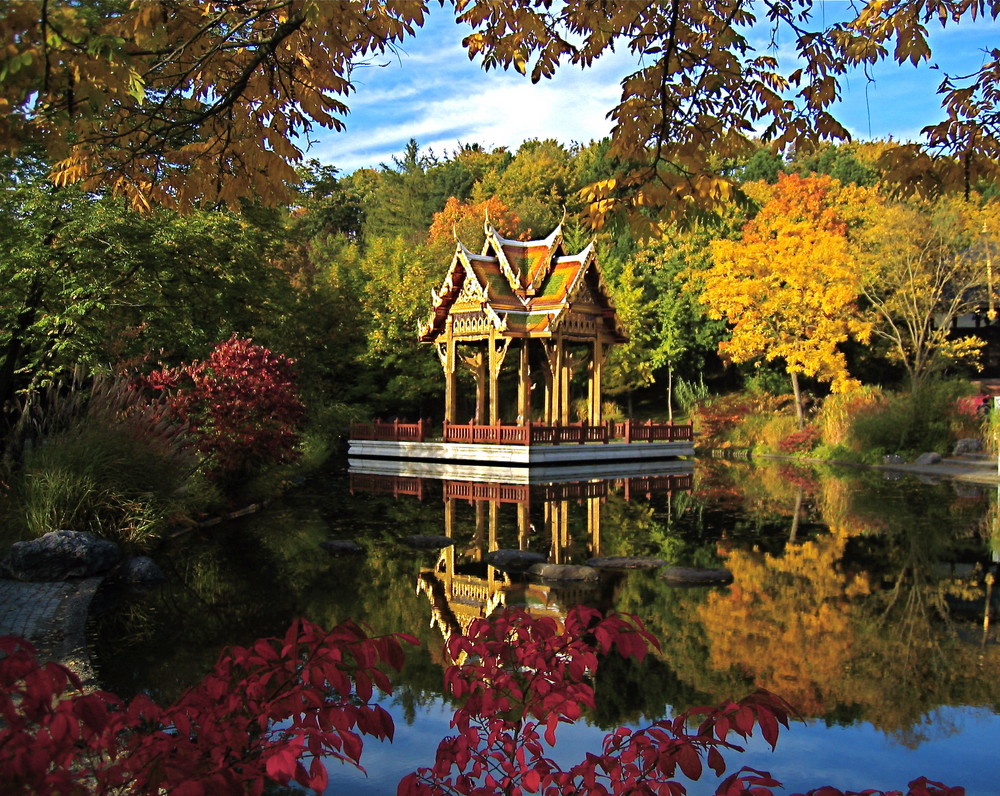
top-left (472, 139), bottom-right (575, 236)
top-left (0, 152), bottom-right (292, 431)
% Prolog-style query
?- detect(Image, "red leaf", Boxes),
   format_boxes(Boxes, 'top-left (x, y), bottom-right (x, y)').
top-left (265, 747), bottom-right (299, 783)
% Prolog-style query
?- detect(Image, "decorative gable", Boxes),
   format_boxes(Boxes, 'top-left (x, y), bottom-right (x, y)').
top-left (419, 223), bottom-right (626, 344)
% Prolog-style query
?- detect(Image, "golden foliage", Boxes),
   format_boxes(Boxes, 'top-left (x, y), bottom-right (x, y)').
top-left (0, 1), bottom-right (427, 210)
top-left (457, 0), bottom-right (1000, 231)
top-left (4, 1), bottom-right (999, 220)
top-left (701, 528), bottom-right (870, 716)
top-left (700, 174), bottom-right (871, 392)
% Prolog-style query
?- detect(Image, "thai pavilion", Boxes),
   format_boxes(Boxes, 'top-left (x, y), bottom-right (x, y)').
top-left (348, 218), bottom-right (693, 461)
top-left (418, 220), bottom-right (627, 428)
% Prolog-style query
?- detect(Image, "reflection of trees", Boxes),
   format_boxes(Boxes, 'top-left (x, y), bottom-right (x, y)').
top-left (92, 479), bottom-right (452, 708)
top-left (609, 570), bottom-right (750, 714)
top-left (827, 475), bottom-right (1000, 738)
top-left (691, 465), bottom-right (1000, 737)
top-left (699, 529), bottom-right (869, 716)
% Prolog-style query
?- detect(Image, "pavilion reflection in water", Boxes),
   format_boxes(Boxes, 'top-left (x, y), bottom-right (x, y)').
top-left (348, 459), bottom-right (694, 644)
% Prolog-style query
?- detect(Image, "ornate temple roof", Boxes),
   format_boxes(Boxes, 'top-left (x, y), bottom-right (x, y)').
top-left (418, 221), bottom-right (627, 343)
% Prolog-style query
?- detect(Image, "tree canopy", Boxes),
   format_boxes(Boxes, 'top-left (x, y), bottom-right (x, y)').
top-left (2, 1), bottom-right (998, 225)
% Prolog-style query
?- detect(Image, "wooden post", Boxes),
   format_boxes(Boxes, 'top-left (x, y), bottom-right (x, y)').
top-left (517, 338), bottom-right (531, 425)
top-left (461, 349), bottom-right (486, 424)
top-left (554, 333), bottom-right (567, 425)
top-left (591, 335), bottom-right (605, 425)
top-left (438, 318), bottom-right (458, 425)
top-left (488, 329), bottom-right (511, 426)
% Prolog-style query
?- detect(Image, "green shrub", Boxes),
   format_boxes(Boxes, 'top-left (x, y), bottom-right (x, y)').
top-left (846, 379), bottom-right (971, 458)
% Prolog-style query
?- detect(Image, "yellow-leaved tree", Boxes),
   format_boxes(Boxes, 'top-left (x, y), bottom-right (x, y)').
top-left (0, 1), bottom-right (428, 210)
top-left (847, 190), bottom-right (1000, 392)
top-left (700, 174), bottom-right (872, 427)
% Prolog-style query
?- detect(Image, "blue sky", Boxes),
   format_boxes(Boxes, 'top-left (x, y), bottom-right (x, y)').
top-left (305, 4), bottom-right (999, 174)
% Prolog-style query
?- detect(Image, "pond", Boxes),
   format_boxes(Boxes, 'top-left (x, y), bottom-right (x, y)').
top-left (89, 456), bottom-right (1000, 795)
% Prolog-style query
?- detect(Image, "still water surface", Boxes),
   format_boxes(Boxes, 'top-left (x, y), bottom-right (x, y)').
top-left (91, 458), bottom-right (1000, 794)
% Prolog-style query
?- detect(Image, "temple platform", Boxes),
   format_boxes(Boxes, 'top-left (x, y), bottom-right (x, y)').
top-left (347, 447), bottom-right (694, 484)
top-left (347, 438), bottom-right (694, 476)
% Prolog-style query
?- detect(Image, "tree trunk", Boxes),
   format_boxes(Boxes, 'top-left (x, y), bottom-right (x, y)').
top-left (790, 370), bottom-right (804, 429)
top-left (666, 365), bottom-right (674, 423)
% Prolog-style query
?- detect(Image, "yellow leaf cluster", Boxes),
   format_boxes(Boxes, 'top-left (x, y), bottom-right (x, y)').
top-left (0, 1), bottom-right (428, 210)
top-left (700, 174), bottom-right (871, 391)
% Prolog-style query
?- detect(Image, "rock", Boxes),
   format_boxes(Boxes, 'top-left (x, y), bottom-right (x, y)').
top-left (403, 534), bottom-right (454, 550)
top-left (586, 556), bottom-right (667, 570)
top-left (485, 549), bottom-right (546, 573)
top-left (915, 451), bottom-right (942, 466)
top-left (953, 438), bottom-right (983, 456)
top-left (1, 530), bottom-right (122, 582)
top-left (882, 454), bottom-right (905, 466)
top-left (119, 556), bottom-right (166, 590)
top-left (320, 539), bottom-right (363, 555)
top-left (526, 563), bottom-right (600, 582)
top-left (659, 566), bottom-right (733, 586)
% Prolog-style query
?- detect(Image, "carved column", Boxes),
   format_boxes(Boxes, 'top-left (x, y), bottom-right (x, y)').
top-left (438, 317), bottom-right (458, 424)
top-left (461, 349), bottom-right (486, 424)
top-left (487, 327), bottom-right (511, 425)
top-left (590, 334), bottom-right (607, 424)
top-left (554, 334), bottom-right (565, 424)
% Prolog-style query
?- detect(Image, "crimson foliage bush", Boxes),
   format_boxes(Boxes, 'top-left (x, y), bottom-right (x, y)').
top-left (0, 608), bottom-right (963, 796)
top-left (143, 336), bottom-right (305, 486)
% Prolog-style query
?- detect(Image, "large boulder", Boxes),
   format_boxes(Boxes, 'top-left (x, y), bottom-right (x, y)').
top-left (660, 566), bottom-right (733, 586)
top-left (320, 539), bottom-right (364, 555)
top-left (402, 535), bottom-right (454, 550)
top-left (587, 556), bottom-right (667, 570)
top-left (1, 530), bottom-right (122, 582)
top-left (526, 563), bottom-right (600, 582)
top-left (914, 451), bottom-right (942, 466)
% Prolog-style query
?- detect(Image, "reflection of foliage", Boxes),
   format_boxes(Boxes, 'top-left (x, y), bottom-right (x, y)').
top-left (701, 529), bottom-right (870, 716)
top-left (610, 570), bottom-right (750, 709)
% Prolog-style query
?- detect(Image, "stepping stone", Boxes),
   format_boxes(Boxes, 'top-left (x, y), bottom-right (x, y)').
top-left (586, 556), bottom-right (667, 570)
top-left (659, 566), bottom-right (733, 586)
top-left (485, 549), bottom-right (547, 573)
top-left (526, 563), bottom-right (600, 582)
top-left (403, 534), bottom-right (455, 550)
top-left (320, 540), bottom-right (363, 555)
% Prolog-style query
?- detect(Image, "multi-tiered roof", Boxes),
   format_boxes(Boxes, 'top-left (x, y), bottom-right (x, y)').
top-left (418, 222), bottom-right (627, 343)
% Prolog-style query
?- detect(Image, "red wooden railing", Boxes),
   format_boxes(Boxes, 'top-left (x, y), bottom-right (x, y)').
top-left (442, 419), bottom-right (692, 445)
top-left (350, 418), bottom-right (693, 445)
top-left (350, 419), bottom-right (427, 442)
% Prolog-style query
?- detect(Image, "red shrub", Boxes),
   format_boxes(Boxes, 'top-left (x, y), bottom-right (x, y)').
top-left (779, 425), bottom-right (820, 453)
top-left (144, 336), bottom-right (305, 485)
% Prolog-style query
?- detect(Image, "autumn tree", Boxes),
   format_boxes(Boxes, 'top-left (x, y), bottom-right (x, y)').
top-left (700, 174), bottom-right (871, 427)
top-left (0, 1), bottom-right (428, 210)
top-left (850, 191), bottom-right (1000, 391)
top-left (458, 0), bottom-right (1000, 230)
top-left (5, 2), bottom-right (996, 223)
